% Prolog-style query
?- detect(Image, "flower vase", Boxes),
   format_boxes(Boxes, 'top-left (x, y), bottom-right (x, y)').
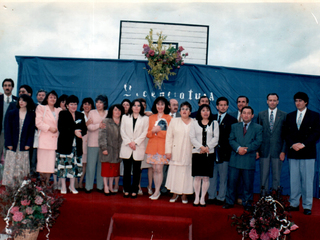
top-left (14, 229), bottom-right (40, 240)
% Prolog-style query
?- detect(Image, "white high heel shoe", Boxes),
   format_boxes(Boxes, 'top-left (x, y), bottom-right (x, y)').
top-left (169, 195), bottom-right (179, 203)
top-left (69, 186), bottom-right (78, 194)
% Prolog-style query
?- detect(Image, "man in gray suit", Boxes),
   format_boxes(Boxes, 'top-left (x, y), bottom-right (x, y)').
top-left (257, 93), bottom-right (286, 195)
top-left (223, 106), bottom-right (262, 210)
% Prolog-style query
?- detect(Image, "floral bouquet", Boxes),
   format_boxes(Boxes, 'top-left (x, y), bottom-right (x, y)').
top-left (143, 29), bottom-right (188, 89)
top-left (0, 176), bottom-right (64, 239)
top-left (231, 189), bottom-right (298, 240)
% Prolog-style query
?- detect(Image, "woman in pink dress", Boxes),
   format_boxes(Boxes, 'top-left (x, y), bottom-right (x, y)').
top-left (36, 90), bottom-right (61, 185)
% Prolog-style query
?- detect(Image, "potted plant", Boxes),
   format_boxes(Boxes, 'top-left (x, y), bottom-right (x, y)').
top-left (0, 177), bottom-right (64, 239)
top-left (231, 189), bottom-right (299, 240)
top-left (143, 29), bottom-right (188, 89)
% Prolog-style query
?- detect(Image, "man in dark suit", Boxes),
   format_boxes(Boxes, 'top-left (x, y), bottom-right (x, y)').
top-left (190, 96), bottom-right (211, 118)
top-left (168, 99), bottom-right (181, 118)
top-left (0, 78), bottom-right (17, 158)
top-left (257, 93), bottom-right (287, 195)
top-left (229, 96), bottom-right (249, 122)
top-left (285, 92), bottom-right (320, 215)
top-left (223, 106), bottom-right (262, 210)
top-left (208, 97), bottom-right (237, 205)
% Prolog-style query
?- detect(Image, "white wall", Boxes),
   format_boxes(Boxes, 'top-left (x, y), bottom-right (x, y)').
top-left (1, 0), bottom-right (320, 94)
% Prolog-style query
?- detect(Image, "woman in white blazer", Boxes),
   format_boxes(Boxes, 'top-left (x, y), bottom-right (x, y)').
top-left (190, 104), bottom-right (219, 207)
top-left (120, 99), bottom-right (149, 198)
top-left (165, 102), bottom-right (194, 204)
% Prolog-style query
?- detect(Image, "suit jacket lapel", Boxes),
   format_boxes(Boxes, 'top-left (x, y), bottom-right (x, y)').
top-left (272, 110), bottom-right (281, 130)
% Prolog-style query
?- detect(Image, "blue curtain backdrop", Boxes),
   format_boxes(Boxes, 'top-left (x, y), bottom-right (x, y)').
top-left (15, 56), bottom-right (320, 197)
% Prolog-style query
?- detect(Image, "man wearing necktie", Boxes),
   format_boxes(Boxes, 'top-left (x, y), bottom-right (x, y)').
top-left (223, 106), bottom-right (262, 211)
top-left (168, 99), bottom-right (180, 118)
top-left (285, 92), bottom-right (320, 215)
top-left (0, 79), bottom-right (17, 159)
top-left (257, 93), bottom-right (287, 196)
top-left (208, 97), bottom-right (237, 205)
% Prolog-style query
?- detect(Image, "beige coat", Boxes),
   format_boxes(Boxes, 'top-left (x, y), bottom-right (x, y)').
top-left (98, 118), bottom-right (122, 163)
top-left (165, 118), bottom-right (193, 165)
top-left (119, 114), bottom-right (149, 161)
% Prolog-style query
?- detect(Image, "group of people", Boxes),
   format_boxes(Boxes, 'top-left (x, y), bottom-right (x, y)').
top-left (1, 78), bottom-right (320, 215)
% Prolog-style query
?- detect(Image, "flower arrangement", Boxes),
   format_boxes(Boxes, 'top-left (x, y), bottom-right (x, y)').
top-left (143, 29), bottom-right (188, 89)
top-left (0, 177), bottom-right (64, 239)
top-left (231, 190), bottom-right (298, 240)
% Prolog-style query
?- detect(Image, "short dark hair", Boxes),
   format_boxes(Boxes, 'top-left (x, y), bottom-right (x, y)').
top-left (294, 92), bottom-right (309, 104)
top-left (196, 104), bottom-right (214, 124)
top-left (80, 97), bottom-right (95, 111)
top-left (151, 97), bottom-right (170, 114)
top-left (17, 94), bottom-right (35, 111)
top-left (107, 104), bottom-right (124, 119)
top-left (237, 96), bottom-right (249, 104)
top-left (42, 90), bottom-right (58, 106)
top-left (95, 95), bottom-right (108, 110)
top-left (20, 85), bottom-right (33, 96)
top-left (179, 101), bottom-right (192, 112)
top-left (216, 97), bottom-right (229, 106)
top-left (2, 78), bottom-right (14, 88)
top-left (241, 106), bottom-right (254, 114)
top-left (128, 99), bottom-right (145, 116)
top-left (121, 99), bottom-right (131, 106)
top-left (198, 96), bottom-right (210, 104)
top-left (37, 89), bottom-right (47, 95)
top-left (267, 93), bottom-right (279, 100)
top-left (54, 94), bottom-right (68, 108)
top-left (66, 95), bottom-right (79, 105)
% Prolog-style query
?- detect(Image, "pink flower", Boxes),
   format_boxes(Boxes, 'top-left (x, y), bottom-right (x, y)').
top-left (249, 229), bottom-right (259, 240)
top-left (26, 207), bottom-right (34, 215)
top-left (35, 186), bottom-right (42, 191)
top-left (10, 206), bottom-right (20, 214)
top-left (21, 199), bottom-right (30, 206)
top-left (146, 54), bottom-right (150, 58)
top-left (143, 44), bottom-right (149, 48)
top-left (185, 52), bottom-right (189, 56)
top-left (12, 211), bottom-right (24, 222)
top-left (161, 50), bottom-right (166, 55)
top-left (290, 224), bottom-right (299, 231)
top-left (268, 228), bottom-right (280, 239)
top-left (35, 196), bottom-right (43, 205)
top-left (148, 50), bottom-right (155, 57)
top-left (250, 218), bottom-right (256, 227)
top-left (41, 205), bottom-right (48, 214)
top-left (260, 232), bottom-right (270, 240)
top-left (178, 46), bottom-right (184, 52)
top-left (283, 229), bottom-right (291, 235)
top-left (181, 62), bottom-right (185, 65)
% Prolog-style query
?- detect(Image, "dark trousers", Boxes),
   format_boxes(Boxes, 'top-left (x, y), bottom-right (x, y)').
top-left (226, 166), bottom-right (254, 207)
top-left (123, 156), bottom-right (142, 194)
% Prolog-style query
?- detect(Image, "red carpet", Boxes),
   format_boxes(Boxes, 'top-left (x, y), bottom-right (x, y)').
top-left (1, 188), bottom-right (320, 239)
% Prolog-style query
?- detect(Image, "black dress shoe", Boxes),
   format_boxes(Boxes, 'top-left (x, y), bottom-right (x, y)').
top-left (303, 209), bottom-right (311, 215)
top-left (223, 203), bottom-right (234, 209)
top-left (286, 206), bottom-right (299, 211)
top-left (110, 191), bottom-right (117, 195)
top-left (97, 189), bottom-right (104, 193)
top-left (104, 192), bottom-right (111, 196)
top-left (85, 189), bottom-right (92, 194)
top-left (200, 203), bottom-right (206, 207)
top-left (207, 199), bottom-right (216, 205)
top-left (131, 193), bottom-right (137, 199)
top-left (193, 202), bottom-right (199, 207)
top-left (215, 199), bottom-right (225, 206)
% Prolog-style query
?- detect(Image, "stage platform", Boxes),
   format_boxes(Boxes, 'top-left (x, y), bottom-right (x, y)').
top-left (1, 187), bottom-right (320, 239)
